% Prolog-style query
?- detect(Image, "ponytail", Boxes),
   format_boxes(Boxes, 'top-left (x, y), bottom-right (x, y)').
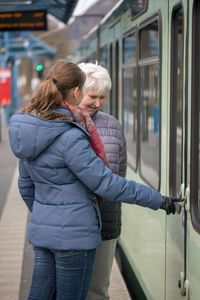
top-left (22, 79), bottom-right (62, 113)
top-left (22, 60), bottom-right (86, 114)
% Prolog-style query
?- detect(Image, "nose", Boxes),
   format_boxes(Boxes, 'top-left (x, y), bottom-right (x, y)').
top-left (94, 99), bottom-right (100, 108)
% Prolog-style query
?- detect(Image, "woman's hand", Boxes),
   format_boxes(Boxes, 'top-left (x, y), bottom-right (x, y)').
top-left (160, 196), bottom-right (183, 215)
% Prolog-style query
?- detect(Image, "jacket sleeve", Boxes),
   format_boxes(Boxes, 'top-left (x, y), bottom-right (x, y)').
top-left (63, 128), bottom-right (163, 210)
top-left (119, 133), bottom-right (127, 178)
top-left (18, 159), bottom-right (35, 212)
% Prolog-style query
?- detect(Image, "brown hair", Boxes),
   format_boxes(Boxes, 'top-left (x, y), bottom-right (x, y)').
top-left (22, 60), bottom-right (86, 113)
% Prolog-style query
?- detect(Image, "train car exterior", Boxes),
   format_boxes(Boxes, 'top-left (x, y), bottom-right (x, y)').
top-left (67, 0), bottom-right (200, 299)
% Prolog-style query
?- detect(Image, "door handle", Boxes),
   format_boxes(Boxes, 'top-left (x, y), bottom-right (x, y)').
top-left (178, 272), bottom-right (185, 296)
top-left (185, 187), bottom-right (190, 212)
top-left (178, 274), bottom-right (190, 298)
top-left (179, 183), bottom-right (185, 208)
top-left (184, 279), bottom-right (190, 300)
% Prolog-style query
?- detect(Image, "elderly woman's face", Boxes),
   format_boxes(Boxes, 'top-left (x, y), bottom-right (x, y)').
top-left (79, 88), bottom-right (107, 115)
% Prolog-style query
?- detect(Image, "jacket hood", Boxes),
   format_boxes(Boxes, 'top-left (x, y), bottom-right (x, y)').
top-left (9, 112), bottom-right (89, 160)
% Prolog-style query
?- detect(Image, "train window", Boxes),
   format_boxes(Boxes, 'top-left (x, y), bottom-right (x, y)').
top-left (123, 68), bottom-right (137, 169)
top-left (84, 57), bottom-right (90, 63)
top-left (109, 44), bottom-right (113, 114)
top-left (100, 46), bottom-right (107, 68)
top-left (169, 6), bottom-right (184, 197)
top-left (122, 32), bottom-right (137, 170)
top-left (191, 0), bottom-right (200, 230)
top-left (114, 41), bottom-right (119, 118)
top-left (139, 18), bottom-right (160, 189)
top-left (85, 54), bottom-right (96, 63)
top-left (139, 20), bottom-right (159, 59)
top-left (130, 0), bottom-right (148, 19)
top-left (140, 64), bottom-right (160, 188)
top-left (100, 46), bottom-right (108, 113)
top-left (89, 53), bottom-right (96, 63)
top-left (123, 34), bottom-right (136, 64)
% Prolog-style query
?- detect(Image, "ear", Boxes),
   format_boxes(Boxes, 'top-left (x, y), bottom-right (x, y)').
top-left (73, 87), bottom-right (79, 100)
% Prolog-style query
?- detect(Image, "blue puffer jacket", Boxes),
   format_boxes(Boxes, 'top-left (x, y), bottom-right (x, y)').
top-left (9, 107), bottom-right (163, 251)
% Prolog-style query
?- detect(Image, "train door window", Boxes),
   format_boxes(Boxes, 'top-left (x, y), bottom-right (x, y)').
top-left (100, 46), bottom-right (108, 112)
top-left (122, 31), bottom-right (137, 170)
top-left (169, 6), bottom-right (184, 197)
top-left (191, 0), bottom-right (200, 230)
top-left (139, 18), bottom-right (160, 189)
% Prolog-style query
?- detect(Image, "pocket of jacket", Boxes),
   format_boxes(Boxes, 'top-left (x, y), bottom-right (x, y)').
top-left (91, 200), bottom-right (102, 233)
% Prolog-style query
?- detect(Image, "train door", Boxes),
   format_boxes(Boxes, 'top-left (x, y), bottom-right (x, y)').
top-left (166, 1), bottom-right (185, 299)
top-left (121, 1), bottom-right (168, 299)
top-left (167, 0), bottom-right (200, 299)
top-left (187, 0), bottom-right (200, 299)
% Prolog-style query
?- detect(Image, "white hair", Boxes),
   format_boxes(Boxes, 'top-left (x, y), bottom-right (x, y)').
top-left (78, 62), bottom-right (112, 95)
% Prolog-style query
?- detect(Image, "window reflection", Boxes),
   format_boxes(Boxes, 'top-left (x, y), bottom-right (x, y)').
top-left (123, 68), bottom-right (137, 168)
top-left (140, 64), bottom-right (159, 188)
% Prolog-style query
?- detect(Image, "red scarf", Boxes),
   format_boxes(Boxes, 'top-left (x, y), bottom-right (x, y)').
top-left (61, 102), bottom-right (109, 168)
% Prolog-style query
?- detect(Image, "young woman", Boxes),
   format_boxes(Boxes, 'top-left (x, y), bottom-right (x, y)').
top-left (9, 60), bottom-right (177, 300)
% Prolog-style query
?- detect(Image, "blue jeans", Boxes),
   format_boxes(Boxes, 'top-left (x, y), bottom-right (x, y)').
top-left (28, 246), bottom-right (96, 300)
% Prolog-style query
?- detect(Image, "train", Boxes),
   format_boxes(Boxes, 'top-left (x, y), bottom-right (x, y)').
top-left (67, 0), bottom-right (200, 299)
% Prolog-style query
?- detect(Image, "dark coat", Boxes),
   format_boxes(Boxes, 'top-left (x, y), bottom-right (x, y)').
top-left (92, 111), bottom-right (127, 240)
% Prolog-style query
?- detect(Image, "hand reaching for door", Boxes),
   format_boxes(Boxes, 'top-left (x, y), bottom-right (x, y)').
top-left (160, 196), bottom-right (184, 215)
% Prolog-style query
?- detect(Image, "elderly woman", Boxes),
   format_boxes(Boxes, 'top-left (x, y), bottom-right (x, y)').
top-left (78, 62), bottom-right (127, 300)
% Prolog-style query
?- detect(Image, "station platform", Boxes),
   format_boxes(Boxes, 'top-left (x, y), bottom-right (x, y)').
top-left (0, 126), bottom-right (131, 300)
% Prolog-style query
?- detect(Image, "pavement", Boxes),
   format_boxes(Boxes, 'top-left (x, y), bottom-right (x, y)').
top-left (0, 126), bottom-right (17, 217)
top-left (0, 125), bottom-right (131, 300)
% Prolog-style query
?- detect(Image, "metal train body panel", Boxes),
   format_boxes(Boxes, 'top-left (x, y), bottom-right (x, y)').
top-left (67, 0), bottom-right (200, 299)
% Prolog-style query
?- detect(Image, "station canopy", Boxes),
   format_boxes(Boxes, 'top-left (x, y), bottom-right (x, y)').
top-left (0, 0), bottom-right (79, 24)
top-left (0, 32), bottom-right (56, 62)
